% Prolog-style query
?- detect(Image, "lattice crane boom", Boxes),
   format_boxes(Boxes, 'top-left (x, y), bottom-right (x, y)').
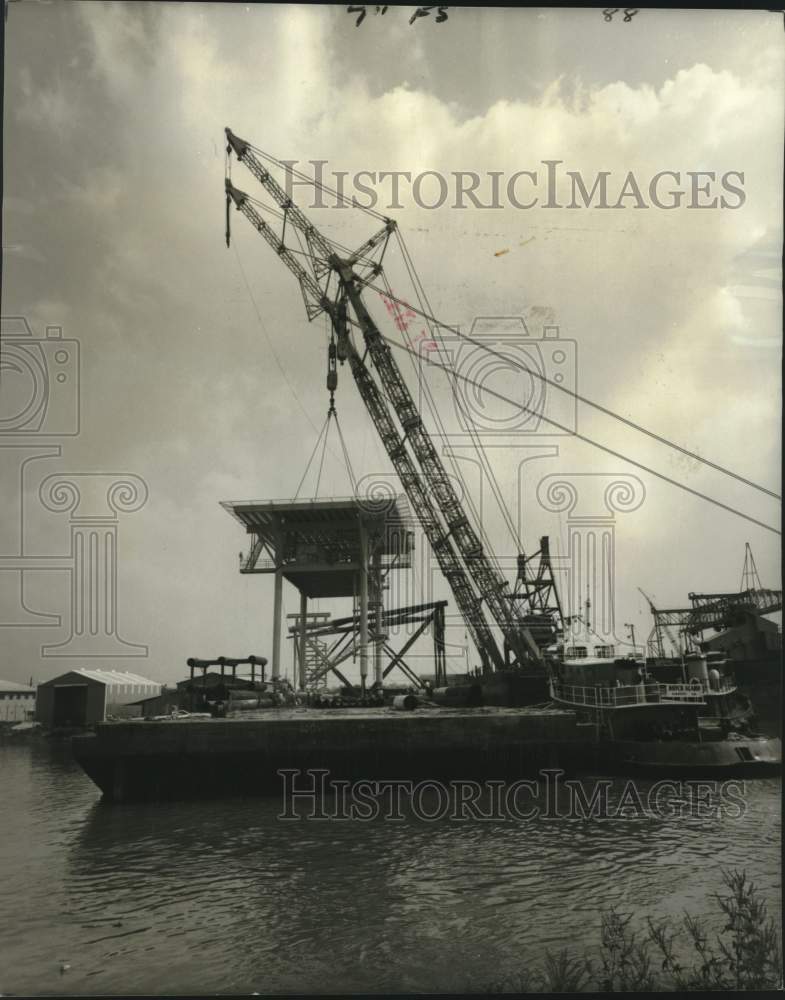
top-left (226, 130), bottom-right (334, 263)
top-left (225, 178), bottom-right (329, 320)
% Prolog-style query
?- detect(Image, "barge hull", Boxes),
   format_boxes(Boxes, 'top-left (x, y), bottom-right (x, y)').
top-left (72, 709), bottom-right (588, 802)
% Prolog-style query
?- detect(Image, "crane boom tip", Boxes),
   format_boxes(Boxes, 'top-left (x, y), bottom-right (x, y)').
top-left (225, 177), bottom-right (247, 207)
top-left (225, 128), bottom-right (249, 159)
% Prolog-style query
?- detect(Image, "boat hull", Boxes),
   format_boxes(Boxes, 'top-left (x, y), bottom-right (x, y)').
top-left (602, 735), bottom-right (781, 778)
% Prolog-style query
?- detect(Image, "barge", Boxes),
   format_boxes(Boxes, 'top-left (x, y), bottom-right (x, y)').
top-left (71, 705), bottom-right (587, 802)
top-left (72, 691), bottom-right (780, 803)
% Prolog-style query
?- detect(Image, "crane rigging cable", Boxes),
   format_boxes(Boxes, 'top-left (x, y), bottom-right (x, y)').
top-left (338, 239), bottom-right (781, 536)
top-left (294, 411), bottom-right (331, 500)
top-left (362, 281), bottom-right (780, 503)
top-left (340, 292), bottom-right (780, 533)
top-left (238, 141), bottom-right (778, 503)
top-left (376, 266), bottom-right (513, 582)
top-left (375, 328), bottom-right (780, 536)
top-left (246, 141), bottom-right (388, 222)
top-left (294, 399), bottom-right (357, 500)
top-left (232, 237), bottom-right (349, 472)
top-left (232, 240), bottom-right (325, 441)
top-left (294, 324), bottom-right (357, 499)
top-left (393, 228), bottom-right (526, 557)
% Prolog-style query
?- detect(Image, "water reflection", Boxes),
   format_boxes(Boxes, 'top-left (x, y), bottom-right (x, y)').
top-left (0, 741), bottom-right (780, 995)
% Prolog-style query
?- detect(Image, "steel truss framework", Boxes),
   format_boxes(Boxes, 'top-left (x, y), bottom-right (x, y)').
top-left (655, 588), bottom-right (782, 635)
top-left (287, 601), bottom-right (448, 690)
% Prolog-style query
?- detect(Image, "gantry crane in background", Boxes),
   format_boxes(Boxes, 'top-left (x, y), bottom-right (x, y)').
top-left (641, 544), bottom-right (782, 656)
top-left (223, 127), bottom-right (562, 675)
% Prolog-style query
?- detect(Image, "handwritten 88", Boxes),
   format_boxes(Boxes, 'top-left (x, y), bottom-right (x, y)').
top-left (603, 9), bottom-right (639, 21)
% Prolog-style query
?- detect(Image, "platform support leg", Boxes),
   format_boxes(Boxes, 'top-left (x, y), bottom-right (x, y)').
top-left (359, 523), bottom-right (369, 691)
top-left (373, 549), bottom-right (383, 689)
top-left (272, 563), bottom-right (283, 680)
top-left (299, 592), bottom-right (308, 691)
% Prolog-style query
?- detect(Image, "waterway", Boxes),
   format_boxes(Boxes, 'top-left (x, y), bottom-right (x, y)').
top-left (0, 738), bottom-right (780, 994)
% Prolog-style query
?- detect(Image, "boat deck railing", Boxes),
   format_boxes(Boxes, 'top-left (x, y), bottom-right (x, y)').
top-left (551, 681), bottom-right (707, 709)
top-left (699, 680), bottom-right (737, 696)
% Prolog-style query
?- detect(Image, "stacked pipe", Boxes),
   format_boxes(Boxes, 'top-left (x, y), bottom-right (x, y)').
top-left (226, 691), bottom-right (276, 710)
top-left (392, 694), bottom-right (418, 711)
top-left (431, 684), bottom-right (483, 707)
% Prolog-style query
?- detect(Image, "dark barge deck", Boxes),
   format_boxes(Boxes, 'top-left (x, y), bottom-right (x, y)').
top-left (72, 706), bottom-right (588, 802)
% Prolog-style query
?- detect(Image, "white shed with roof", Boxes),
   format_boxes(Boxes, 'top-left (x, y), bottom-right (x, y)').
top-left (36, 669), bottom-right (161, 728)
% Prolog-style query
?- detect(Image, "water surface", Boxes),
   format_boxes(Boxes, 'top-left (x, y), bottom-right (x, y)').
top-left (0, 739), bottom-right (780, 994)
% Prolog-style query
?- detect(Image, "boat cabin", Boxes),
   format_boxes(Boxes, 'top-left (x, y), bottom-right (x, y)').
top-left (550, 644), bottom-right (706, 742)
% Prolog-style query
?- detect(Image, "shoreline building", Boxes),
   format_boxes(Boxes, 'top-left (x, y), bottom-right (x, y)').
top-left (0, 680), bottom-right (36, 723)
top-left (36, 669), bottom-right (161, 728)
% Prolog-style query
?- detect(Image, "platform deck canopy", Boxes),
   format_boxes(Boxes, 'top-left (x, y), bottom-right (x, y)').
top-left (220, 495), bottom-right (414, 599)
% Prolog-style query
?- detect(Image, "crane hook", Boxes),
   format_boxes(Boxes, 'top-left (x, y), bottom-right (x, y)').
top-left (225, 137), bottom-right (233, 247)
top-left (327, 338), bottom-right (338, 392)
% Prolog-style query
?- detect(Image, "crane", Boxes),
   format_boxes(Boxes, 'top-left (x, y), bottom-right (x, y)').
top-left (653, 546), bottom-right (781, 640)
top-left (638, 587), bottom-right (682, 658)
top-left (512, 537), bottom-right (564, 649)
top-left (223, 127), bottom-right (554, 675)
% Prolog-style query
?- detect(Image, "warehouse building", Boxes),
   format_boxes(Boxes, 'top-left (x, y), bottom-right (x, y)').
top-left (36, 669), bottom-right (161, 728)
top-left (0, 679), bottom-right (36, 723)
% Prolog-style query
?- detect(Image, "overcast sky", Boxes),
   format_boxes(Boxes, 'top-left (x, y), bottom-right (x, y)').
top-left (1, 3), bottom-right (782, 686)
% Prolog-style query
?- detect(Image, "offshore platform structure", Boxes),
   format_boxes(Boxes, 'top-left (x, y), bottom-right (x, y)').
top-left (222, 494), bottom-right (448, 692)
top-left (223, 127), bottom-right (563, 688)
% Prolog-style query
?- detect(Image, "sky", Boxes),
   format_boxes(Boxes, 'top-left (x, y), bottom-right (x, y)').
top-left (1, 3), bottom-right (782, 687)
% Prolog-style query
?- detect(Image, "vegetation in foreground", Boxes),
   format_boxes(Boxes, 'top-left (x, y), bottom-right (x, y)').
top-left (485, 869), bottom-right (782, 992)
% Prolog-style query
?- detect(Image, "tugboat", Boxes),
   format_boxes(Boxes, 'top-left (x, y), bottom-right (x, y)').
top-left (647, 650), bottom-right (756, 733)
top-left (549, 641), bottom-right (780, 777)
